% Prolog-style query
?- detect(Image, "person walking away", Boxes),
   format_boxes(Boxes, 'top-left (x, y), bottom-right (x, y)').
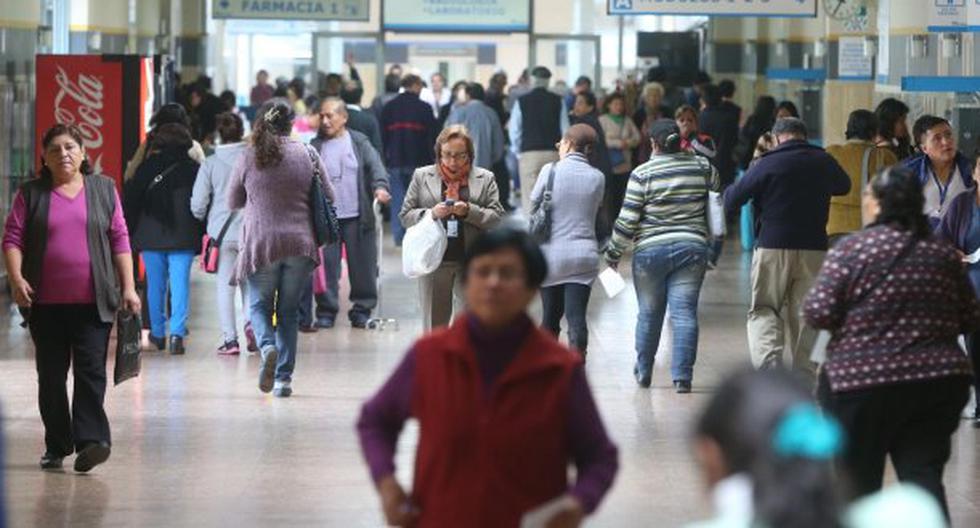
top-left (532, 124), bottom-right (604, 358)
top-left (509, 66), bottom-right (569, 212)
top-left (190, 112), bottom-right (254, 355)
top-left (599, 93), bottom-right (641, 226)
top-left (399, 126), bottom-right (504, 331)
top-left (735, 96), bottom-right (776, 172)
top-left (227, 100), bottom-right (335, 397)
top-left (901, 115), bottom-right (973, 229)
top-left (723, 118), bottom-right (850, 384)
top-left (3, 124), bottom-right (140, 472)
top-left (805, 167), bottom-right (979, 519)
top-left (123, 123), bottom-right (203, 355)
top-left (445, 82), bottom-right (506, 172)
top-left (825, 110), bottom-right (898, 245)
top-left (699, 84), bottom-right (740, 189)
top-left (874, 98), bottom-right (915, 160)
top-left (300, 98), bottom-right (391, 329)
top-left (381, 74), bottom-right (437, 245)
top-left (340, 80), bottom-right (383, 154)
top-left (357, 228), bottom-right (618, 528)
top-left (936, 156), bottom-right (980, 427)
top-left (604, 120), bottom-right (720, 392)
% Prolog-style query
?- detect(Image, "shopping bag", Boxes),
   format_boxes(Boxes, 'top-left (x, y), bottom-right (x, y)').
top-left (313, 260), bottom-right (327, 295)
top-left (706, 190), bottom-right (726, 238)
top-left (402, 210), bottom-right (448, 278)
top-left (598, 267), bottom-right (626, 298)
top-left (114, 310), bottom-right (143, 385)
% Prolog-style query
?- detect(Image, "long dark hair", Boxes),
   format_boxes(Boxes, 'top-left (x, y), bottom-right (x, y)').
top-left (39, 124), bottom-right (93, 180)
top-left (696, 368), bottom-right (843, 528)
top-left (874, 98), bottom-right (909, 143)
top-left (252, 99), bottom-right (294, 169)
top-left (869, 166), bottom-right (931, 239)
top-left (749, 96), bottom-right (777, 129)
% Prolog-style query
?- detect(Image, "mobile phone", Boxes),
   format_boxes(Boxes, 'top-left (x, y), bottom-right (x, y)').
top-left (444, 199), bottom-right (455, 207)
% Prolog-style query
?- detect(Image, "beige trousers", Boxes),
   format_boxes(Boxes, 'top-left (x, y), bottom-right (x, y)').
top-left (418, 261), bottom-right (465, 332)
top-left (518, 150), bottom-right (560, 212)
top-left (747, 248), bottom-right (826, 383)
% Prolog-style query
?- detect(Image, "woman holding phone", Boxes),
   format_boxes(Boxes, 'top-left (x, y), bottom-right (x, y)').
top-left (399, 125), bottom-right (505, 331)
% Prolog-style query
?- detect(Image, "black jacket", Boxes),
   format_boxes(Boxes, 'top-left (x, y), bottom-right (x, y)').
top-left (723, 140), bottom-right (851, 251)
top-left (699, 105), bottom-right (740, 187)
top-left (381, 92), bottom-right (437, 169)
top-left (124, 149), bottom-right (203, 251)
top-left (347, 105), bottom-right (383, 154)
top-left (570, 112), bottom-right (614, 179)
top-left (311, 129), bottom-right (390, 232)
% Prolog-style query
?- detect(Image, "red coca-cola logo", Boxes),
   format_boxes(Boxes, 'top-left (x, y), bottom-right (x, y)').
top-left (53, 65), bottom-right (105, 173)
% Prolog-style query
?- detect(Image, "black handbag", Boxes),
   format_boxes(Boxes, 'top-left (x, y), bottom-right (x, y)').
top-left (528, 162), bottom-right (557, 243)
top-left (305, 145), bottom-right (341, 247)
top-left (114, 310), bottom-right (142, 385)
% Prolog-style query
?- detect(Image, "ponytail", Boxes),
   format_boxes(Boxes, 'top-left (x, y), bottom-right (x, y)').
top-left (252, 99), bottom-right (295, 169)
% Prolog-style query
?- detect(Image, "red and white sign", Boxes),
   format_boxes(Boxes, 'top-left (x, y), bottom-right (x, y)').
top-left (36, 55), bottom-right (124, 183)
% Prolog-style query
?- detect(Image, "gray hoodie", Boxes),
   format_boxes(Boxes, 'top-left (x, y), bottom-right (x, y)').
top-left (191, 142), bottom-right (247, 244)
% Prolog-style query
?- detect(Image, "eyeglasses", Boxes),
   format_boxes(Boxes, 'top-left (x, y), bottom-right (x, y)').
top-left (441, 152), bottom-right (470, 161)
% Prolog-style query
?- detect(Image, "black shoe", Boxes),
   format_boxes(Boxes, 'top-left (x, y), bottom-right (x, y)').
top-left (634, 364), bottom-right (651, 389)
top-left (674, 380), bottom-right (692, 394)
top-left (169, 336), bottom-right (185, 355)
top-left (40, 452), bottom-right (64, 470)
top-left (149, 334), bottom-right (166, 351)
top-left (74, 442), bottom-right (110, 473)
top-left (298, 324), bottom-right (318, 334)
top-left (350, 313), bottom-right (370, 329)
top-left (315, 317), bottom-right (335, 329)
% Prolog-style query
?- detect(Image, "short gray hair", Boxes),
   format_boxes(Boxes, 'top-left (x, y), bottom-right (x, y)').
top-left (772, 117), bottom-right (808, 139)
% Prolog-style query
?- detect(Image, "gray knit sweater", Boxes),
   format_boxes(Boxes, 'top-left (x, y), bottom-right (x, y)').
top-left (227, 138), bottom-right (334, 282)
top-left (529, 153), bottom-right (605, 287)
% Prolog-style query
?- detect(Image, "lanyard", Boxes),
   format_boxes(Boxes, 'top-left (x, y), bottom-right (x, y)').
top-left (930, 166), bottom-right (954, 206)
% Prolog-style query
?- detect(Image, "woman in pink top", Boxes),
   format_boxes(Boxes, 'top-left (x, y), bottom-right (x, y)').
top-left (2, 124), bottom-right (140, 473)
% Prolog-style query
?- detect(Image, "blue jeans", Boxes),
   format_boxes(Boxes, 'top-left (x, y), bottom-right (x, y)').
top-left (632, 241), bottom-right (708, 383)
top-left (142, 250), bottom-right (195, 338)
top-left (246, 256), bottom-right (315, 383)
top-left (388, 167), bottom-right (415, 245)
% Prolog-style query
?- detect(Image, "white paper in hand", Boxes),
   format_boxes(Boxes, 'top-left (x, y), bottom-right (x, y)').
top-left (598, 267), bottom-right (626, 298)
top-left (520, 495), bottom-right (576, 528)
top-left (964, 247), bottom-right (980, 265)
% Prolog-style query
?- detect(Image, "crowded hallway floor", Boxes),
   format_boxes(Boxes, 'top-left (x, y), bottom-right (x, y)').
top-left (1, 233), bottom-right (978, 527)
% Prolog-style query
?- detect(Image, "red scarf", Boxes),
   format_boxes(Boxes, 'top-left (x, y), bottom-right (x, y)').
top-left (439, 161), bottom-right (470, 200)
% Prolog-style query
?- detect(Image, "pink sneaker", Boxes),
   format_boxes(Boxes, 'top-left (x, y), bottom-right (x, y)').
top-left (244, 323), bottom-right (259, 353)
top-left (217, 340), bottom-right (241, 356)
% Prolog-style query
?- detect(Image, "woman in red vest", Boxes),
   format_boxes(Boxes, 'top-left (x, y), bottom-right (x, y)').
top-left (357, 228), bottom-right (618, 527)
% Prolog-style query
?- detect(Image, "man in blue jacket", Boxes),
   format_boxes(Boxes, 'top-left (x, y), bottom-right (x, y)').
top-left (381, 74), bottom-right (437, 245)
top-left (902, 115), bottom-right (973, 228)
top-left (724, 118), bottom-right (850, 383)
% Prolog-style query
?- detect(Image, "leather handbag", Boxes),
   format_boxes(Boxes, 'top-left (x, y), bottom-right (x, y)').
top-left (200, 211), bottom-right (237, 274)
top-left (306, 145), bottom-right (341, 247)
top-left (528, 162), bottom-right (557, 243)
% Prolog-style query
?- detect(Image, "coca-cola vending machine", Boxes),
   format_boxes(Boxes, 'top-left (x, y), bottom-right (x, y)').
top-left (35, 54), bottom-right (155, 189)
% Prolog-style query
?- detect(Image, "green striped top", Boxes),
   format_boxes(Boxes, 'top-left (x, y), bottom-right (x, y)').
top-left (605, 152), bottom-right (720, 264)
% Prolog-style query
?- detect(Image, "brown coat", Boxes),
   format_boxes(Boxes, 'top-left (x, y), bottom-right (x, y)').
top-left (825, 140), bottom-right (898, 235)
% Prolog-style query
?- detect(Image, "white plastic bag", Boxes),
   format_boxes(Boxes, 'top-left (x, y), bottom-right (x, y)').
top-left (707, 190), bottom-right (726, 237)
top-left (402, 210), bottom-right (448, 278)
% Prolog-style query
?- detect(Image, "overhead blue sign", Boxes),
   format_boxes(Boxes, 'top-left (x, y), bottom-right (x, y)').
top-left (212, 0), bottom-right (370, 21)
top-left (608, 0), bottom-right (817, 18)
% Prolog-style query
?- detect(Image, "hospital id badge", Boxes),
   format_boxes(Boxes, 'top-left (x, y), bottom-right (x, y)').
top-left (447, 218), bottom-right (459, 238)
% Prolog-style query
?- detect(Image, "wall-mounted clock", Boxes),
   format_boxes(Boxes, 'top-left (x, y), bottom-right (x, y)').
top-left (824, 0), bottom-right (872, 22)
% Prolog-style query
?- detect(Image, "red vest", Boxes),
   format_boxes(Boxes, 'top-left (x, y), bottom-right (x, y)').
top-left (411, 315), bottom-right (582, 528)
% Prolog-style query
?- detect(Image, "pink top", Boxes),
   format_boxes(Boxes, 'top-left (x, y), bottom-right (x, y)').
top-left (2, 186), bottom-right (130, 304)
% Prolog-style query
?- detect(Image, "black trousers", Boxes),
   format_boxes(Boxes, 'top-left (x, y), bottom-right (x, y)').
top-left (492, 159), bottom-right (511, 211)
top-left (820, 376), bottom-right (970, 520)
top-left (605, 172), bottom-right (630, 226)
top-left (300, 217), bottom-right (378, 324)
top-left (29, 304), bottom-right (113, 456)
top-left (540, 283), bottom-right (592, 355)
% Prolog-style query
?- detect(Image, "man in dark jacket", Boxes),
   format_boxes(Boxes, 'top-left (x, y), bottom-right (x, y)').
top-left (901, 115), bottom-right (974, 228)
top-left (509, 66), bottom-right (569, 212)
top-left (699, 84), bottom-right (739, 188)
top-left (340, 80), bottom-right (383, 154)
top-left (724, 118), bottom-right (850, 384)
top-left (301, 98), bottom-right (391, 329)
top-left (381, 74), bottom-right (437, 245)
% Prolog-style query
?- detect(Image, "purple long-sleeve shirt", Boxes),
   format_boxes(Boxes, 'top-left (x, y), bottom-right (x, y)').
top-left (356, 314), bottom-right (619, 514)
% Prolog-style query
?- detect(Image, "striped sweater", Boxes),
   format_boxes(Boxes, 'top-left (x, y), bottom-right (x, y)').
top-left (605, 152), bottom-right (719, 264)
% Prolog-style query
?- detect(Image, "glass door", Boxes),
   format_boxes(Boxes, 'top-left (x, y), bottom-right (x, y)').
top-left (529, 35), bottom-right (601, 92)
top-left (312, 32), bottom-right (384, 103)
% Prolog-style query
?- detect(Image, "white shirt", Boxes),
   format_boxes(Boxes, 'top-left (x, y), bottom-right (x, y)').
top-left (923, 164), bottom-right (969, 221)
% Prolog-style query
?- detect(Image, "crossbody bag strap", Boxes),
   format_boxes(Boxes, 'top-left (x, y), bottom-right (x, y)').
top-left (145, 162), bottom-right (181, 195)
top-left (214, 211), bottom-right (238, 245)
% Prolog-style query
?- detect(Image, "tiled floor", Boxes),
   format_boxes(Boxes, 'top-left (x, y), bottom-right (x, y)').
top-left (1, 236), bottom-right (978, 527)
